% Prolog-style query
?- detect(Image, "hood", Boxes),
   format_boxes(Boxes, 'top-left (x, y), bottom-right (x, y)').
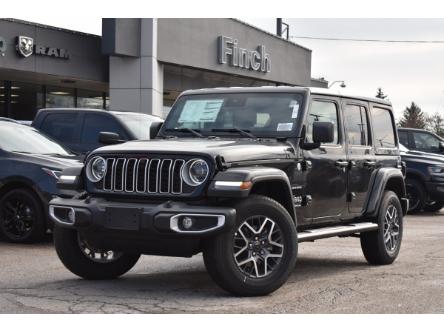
top-left (401, 149), bottom-right (444, 166)
top-left (92, 138), bottom-right (294, 163)
top-left (11, 152), bottom-right (83, 170)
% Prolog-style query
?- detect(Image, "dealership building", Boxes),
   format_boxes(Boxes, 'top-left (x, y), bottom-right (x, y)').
top-left (0, 18), bottom-right (326, 120)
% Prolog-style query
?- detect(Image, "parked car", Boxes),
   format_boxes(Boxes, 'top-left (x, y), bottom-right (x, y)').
top-left (0, 119), bottom-right (81, 242)
top-left (50, 87), bottom-right (407, 296)
top-left (400, 143), bottom-right (444, 213)
top-left (33, 108), bottom-right (163, 154)
top-left (398, 128), bottom-right (444, 155)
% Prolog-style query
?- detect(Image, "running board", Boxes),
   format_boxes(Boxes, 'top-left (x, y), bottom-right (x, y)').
top-left (298, 222), bottom-right (378, 242)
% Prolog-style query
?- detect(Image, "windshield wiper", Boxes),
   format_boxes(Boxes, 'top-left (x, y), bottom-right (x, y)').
top-left (211, 128), bottom-right (257, 139)
top-left (165, 128), bottom-right (203, 138)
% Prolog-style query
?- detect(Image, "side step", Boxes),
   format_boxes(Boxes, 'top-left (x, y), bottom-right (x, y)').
top-left (298, 222), bottom-right (378, 242)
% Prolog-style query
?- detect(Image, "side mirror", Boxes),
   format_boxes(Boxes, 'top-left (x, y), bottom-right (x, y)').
top-left (439, 141), bottom-right (444, 152)
top-left (312, 121), bottom-right (335, 143)
top-left (98, 132), bottom-right (125, 145)
top-left (150, 121), bottom-right (163, 139)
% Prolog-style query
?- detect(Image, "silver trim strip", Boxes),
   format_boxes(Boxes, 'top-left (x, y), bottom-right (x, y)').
top-left (170, 213), bottom-right (225, 234)
top-left (298, 222), bottom-right (378, 242)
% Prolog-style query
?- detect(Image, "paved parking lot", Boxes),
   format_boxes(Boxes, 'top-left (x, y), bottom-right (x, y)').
top-left (0, 211), bottom-right (443, 314)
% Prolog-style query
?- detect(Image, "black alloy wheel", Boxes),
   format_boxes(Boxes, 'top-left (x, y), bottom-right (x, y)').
top-left (0, 188), bottom-right (45, 243)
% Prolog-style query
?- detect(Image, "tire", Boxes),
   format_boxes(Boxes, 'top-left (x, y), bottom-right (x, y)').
top-left (203, 195), bottom-right (298, 296)
top-left (360, 191), bottom-right (403, 265)
top-left (405, 179), bottom-right (426, 214)
top-left (0, 188), bottom-right (46, 243)
top-left (53, 226), bottom-right (140, 280)
top-left (423, 201), bottom-right (444, 213)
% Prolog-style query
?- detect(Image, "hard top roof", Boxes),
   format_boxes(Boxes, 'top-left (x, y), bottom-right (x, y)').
top-left (180, 86), bottom-right (392, 106)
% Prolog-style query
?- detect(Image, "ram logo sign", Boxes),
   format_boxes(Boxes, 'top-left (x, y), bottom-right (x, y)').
top-left (15, 35), bottom-right (70, 60)
top-left (16, 36), bottom-right (34, 58)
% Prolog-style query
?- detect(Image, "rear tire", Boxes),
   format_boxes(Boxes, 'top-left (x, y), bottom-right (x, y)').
top-left (54, 226), bottom-right (140, 280)
top-left (405, 179), bottom-right (426, 214)
top-left (203, 195), bottom-right (298, 296)
top-left (360, 191), bottom-right (403, 265)
top-left (423, 201), bottom-right (444, 213)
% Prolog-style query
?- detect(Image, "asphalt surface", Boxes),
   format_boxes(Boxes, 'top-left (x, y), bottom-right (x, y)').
top-left (0, 212), bottom-right (443, 313)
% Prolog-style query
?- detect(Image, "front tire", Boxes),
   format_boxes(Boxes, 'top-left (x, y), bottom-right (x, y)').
top-left (0, 188), bottom-right (46, 243)
top-left (406, 179), bottom-right (426, 214)
top-left (360, 191), bottom-right (403, 265)
top-left (203, 195), bottom-right (298, 296)
top-left (54, 226), bottom-right (140, 280)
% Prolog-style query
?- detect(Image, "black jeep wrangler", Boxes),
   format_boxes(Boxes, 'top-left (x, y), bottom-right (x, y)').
top-left (50, 87), bottom-right (408, 296)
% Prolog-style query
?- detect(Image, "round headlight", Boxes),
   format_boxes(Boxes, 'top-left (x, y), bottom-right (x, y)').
top-left (182, 159), bottom-right (209, 186)
top-left (86, 157), bottom-right (107, 183)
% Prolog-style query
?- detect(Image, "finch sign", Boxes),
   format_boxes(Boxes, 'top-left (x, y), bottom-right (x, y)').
top-left (217, 36), bottom-right (271, 73)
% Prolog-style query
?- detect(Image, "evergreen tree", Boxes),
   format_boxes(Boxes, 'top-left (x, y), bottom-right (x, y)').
top-left (426, 112), bottom-right (444, 138)
top-left (398, 102), bottom-right (426, 129)
top-left (375, 87), bottom-right (387, 99)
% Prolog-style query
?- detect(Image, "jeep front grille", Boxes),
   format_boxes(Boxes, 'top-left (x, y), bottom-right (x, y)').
top-left (101, 157), bottom-right (186, 194)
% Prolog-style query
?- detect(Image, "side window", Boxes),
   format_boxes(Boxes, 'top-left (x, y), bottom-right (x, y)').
top-left (40, 113), bottom-right (78, 143)
top-left (398, 131), bottom-right (409, 148)
top-left (344, 104), bottom-right (370, 146)
top-left (371, 107), bottom-right (396, 150)
top-left (81, 114), bottom-right (125, 144)
top-left (307, 100), bottom-right (339, 144)
top-left (413, 132), bottom-right (440, 152)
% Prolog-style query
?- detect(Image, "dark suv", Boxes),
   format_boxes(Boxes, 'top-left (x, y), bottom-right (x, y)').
top-left (50, 87), bottom-right (408, 296)
top-left (400, 144), bottom-right (444, 213)
top-left (398, 128), bottom-right (444, 155)
top-left (33, 108), bottom-right (163, 154)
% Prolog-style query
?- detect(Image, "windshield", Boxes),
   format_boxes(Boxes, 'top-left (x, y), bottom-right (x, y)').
top-left (162, 92), bottom-right (304, 138)
top-left (115, 114), bottom-right (163, 140)
top-left (0, 123), bottom-right (72, 156)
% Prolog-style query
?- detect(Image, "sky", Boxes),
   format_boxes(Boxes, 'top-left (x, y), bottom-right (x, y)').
top-left (17, 17), bottom-right (444, 119)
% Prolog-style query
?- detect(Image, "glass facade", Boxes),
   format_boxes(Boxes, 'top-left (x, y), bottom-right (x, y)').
top-left (0, 80), bottom-right (108, 121)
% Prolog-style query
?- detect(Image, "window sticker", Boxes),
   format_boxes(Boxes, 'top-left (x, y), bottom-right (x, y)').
top-left (289, 100), bottom-right (300, 118)
top-left (178, 99), bottom-right (224, 123)
top-left (277, 123), bottom-right (293, 131)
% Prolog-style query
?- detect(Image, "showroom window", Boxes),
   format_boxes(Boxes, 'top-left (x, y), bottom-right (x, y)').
top-left (46, 86), bottom-right (75, 108)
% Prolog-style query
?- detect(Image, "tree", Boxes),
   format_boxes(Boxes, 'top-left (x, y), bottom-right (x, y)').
top-left (425, 112), bottom-right (444, 138)
top-left (398, 102), bottom-right (426, 129)
top-left (375, 87), bottom-right (387, 99)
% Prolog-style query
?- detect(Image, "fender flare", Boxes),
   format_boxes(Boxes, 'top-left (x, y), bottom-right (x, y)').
top-left (363, 167), bottom-right (408, 216)
top-left (207, 167), bottom-right (296, 222)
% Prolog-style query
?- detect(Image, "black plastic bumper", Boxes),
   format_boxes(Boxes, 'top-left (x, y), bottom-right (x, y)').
top-left (49, 197), bottom-right (236, 257)
top-left (425, 182), bottom-right (444, 201)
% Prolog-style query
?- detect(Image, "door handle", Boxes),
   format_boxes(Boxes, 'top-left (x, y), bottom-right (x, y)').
top-left (335, 160), bottom-right (349, 168)
top-left (364, 160), bottom-right (377, 167)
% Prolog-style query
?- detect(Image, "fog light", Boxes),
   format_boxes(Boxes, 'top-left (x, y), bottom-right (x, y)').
top-left (68, 209), bottom-right (76, 224)
top-left (182, 216), bottom-right (193, 229)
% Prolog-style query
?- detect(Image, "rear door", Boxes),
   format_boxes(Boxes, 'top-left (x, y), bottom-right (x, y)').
top-left (302, 96), bottom-right (348, 224)
top-left (39, 112), bottom-right (81, 152)
top-left (342, 100), bottom-right (374, 214)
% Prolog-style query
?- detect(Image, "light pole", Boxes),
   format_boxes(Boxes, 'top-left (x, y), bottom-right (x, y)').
top-left (328, 80), bottom-right (346, 89)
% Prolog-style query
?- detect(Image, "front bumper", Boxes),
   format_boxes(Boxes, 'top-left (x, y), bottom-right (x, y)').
top-left (425, 181), bottom-right (444, 201)
top-left (49, 197), bottom-right (236, 257)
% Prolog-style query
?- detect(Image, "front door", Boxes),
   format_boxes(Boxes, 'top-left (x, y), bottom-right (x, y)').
top-left (302, 97), bottom-right (348, 224)
top-left (342, 101), bottom-right (374, 214)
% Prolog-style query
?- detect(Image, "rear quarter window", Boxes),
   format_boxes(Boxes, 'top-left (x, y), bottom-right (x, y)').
top-left (370, 106), bottom-right (397, 154)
